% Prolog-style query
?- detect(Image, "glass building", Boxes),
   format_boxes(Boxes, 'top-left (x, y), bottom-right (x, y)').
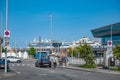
top-left (91, 22), bottom-right (120, 45)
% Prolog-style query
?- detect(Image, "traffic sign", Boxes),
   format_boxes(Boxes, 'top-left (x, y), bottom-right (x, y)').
top-left (4, 30), bottom-right (10, 37)
top-left (107, 40), bottom-right (112, 47)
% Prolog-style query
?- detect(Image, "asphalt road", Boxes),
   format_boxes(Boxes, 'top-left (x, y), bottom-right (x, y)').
top-left (1, 60), bottom-right (120, 80)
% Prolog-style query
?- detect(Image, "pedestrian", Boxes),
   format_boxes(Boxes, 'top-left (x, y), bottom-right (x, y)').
top-left (53, 56), bottom-right (57, 69)
top-left (62, 57), bottom-right (69, 67)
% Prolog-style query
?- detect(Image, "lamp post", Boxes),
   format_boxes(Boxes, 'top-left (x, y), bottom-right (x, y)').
top-left (0, 12), bottom-right (2, 58)
top-left (49, 13), bottom-right (52, 51)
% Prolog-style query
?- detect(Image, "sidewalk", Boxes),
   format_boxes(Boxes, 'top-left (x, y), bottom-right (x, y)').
top-left (0, 68), bottom-right (17, 79)
top-left (59, 64), bottom-right (120, 75)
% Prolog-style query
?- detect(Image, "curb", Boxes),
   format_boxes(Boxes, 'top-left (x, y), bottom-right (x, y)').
top-left (58, 66), bottom-right (120, 75)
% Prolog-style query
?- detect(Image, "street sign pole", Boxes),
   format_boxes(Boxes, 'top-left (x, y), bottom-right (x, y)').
top-left (5, 48), bottom-right (7, 73)
top-left (4, 0), bottom-right (9, 73)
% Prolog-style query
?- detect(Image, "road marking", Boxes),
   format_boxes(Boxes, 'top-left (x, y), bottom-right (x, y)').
top-left (10, 63), bottom-right (35, 67)
top-left (27, 64), bottom-right (30, 66)
top-left (11, 64), bottom-right (15, 66)
top-left (10, 67), bottom-right (21, 74)
top-left (17, 64), bottom-right (20, 66)
top-left (38, 74), bottom-right (47, 76)
top-left (22, 64), bottom-right (25, 66)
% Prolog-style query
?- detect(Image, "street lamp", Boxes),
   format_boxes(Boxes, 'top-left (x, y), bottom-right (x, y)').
top-left (49, 13), bottom-right (53, 51)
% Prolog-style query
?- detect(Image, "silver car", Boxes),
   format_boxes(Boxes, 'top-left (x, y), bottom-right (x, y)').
top-left (7, 56), bottom-right (22, 63)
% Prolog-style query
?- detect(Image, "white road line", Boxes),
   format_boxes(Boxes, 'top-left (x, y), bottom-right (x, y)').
top-left (17, 64), bottom-right (20, 66)
top-left (10, 67), bottom-right (21, 74)
top-left (22, 64), bottom-right (25, 66)
top-left (10, 63), bottom-right (36, 67)
top-left (11, 64), bottom-right (15, 66)
top-left (27, 64), bottom-right (30, 66)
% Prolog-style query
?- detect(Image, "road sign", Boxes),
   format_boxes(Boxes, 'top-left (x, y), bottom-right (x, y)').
top-left (5, 41), bottom-right (9, 46)
top-left (107, 40), bottom-right (112, 47)
top-left (4, 30), bottom-right (10, 37)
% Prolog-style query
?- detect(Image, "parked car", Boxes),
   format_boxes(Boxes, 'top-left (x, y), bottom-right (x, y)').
top-left (7, 56), bottom-right (22, 63)
top-left (35, 58), bottom-right (51, 67)
top-left (0, 58), bottom-right (9, 70)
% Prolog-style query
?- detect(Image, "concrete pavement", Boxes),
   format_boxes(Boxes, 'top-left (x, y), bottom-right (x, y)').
top-left (1, 59), bottom-right (120, 79)
top-left (0, 67), bottom-right (17, 79)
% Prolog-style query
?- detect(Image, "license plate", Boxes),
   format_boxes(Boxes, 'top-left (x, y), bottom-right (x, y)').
top-left (44, 64), bottom-right (49, 65)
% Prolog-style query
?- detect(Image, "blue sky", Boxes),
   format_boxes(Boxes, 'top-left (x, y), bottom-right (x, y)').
top-left (0, 0), bottom-right (120, 48)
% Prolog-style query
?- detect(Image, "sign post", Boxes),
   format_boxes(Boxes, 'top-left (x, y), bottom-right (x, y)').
top-left (0, 37), bottom-right (3, 58)
top-left (107, 40), bottom-right (113, 71)
top-left (5, 48), bottom-right (7, 73)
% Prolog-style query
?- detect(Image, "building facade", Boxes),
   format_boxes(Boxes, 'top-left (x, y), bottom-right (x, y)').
top-left (91, 22), bottom-right (120, 46)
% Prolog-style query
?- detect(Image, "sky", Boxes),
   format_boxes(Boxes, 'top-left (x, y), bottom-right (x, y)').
top-left (0, 0), bottom-right (120, 48)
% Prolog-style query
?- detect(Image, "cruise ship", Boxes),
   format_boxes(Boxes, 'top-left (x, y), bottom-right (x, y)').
top-left (27, 38), bottom-right (71, 53)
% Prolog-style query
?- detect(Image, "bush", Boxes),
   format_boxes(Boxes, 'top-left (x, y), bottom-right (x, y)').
top-left (110, 67), bottom-right (120, 71)
top-left (117, 67), bottom-right (120, 71)
top-left (80, 64), bottom-right (96, 68)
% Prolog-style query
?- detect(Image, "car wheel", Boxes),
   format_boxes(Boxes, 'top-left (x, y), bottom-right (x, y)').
top-left (38, 64), bottom-right (41, 67)
top-left (7, 60), bottom-right (10, 63)
top-left (35, 63), bottom-right (38, 67)
top-left (17, 60), bottom-right (21, 63)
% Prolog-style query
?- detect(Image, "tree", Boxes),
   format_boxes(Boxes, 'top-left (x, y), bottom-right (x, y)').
top-left (113, 44), bottom-right (120, 60)
top-left (67, 47), bottom-right (78, 57)
top-left (73, 47), bottom-right (79, 57)
top-left (79, 44), bottom-right (95, 65)
top-left (67, 48), bottom-right (72, 57)
top-left (28, 47), bottom-right (36, 56)
top-left (2, 47), bottom-right (5, 53)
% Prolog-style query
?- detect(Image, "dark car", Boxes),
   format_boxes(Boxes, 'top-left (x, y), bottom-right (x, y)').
top-left (0, 58), bottom-right (9, 70)
top-left (35, 58), bottom-right (51, 67)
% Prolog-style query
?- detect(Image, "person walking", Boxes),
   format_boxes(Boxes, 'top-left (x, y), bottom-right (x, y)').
top-left (53, 56), bottom-right (57, 69)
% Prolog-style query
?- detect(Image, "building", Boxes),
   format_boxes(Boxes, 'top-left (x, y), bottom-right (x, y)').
top-left (91, 22), bottom-right (120, 46)
top-left (91, 22), bottom-right (120, 66)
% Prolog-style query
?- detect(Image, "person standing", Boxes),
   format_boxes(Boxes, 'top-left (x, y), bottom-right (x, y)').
top-left (53, 56), bottom-right (57, 68)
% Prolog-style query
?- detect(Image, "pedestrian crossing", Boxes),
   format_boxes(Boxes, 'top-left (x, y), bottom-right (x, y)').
top-left (9, 63), bottom-right (34, 67)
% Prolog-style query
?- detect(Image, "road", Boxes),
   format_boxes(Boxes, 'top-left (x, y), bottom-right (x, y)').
top-left (1, 59), bottom-right (120, 80)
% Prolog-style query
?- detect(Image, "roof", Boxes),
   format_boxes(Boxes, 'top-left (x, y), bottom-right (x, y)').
top-left (91, 22), bottom-right (120, 38)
